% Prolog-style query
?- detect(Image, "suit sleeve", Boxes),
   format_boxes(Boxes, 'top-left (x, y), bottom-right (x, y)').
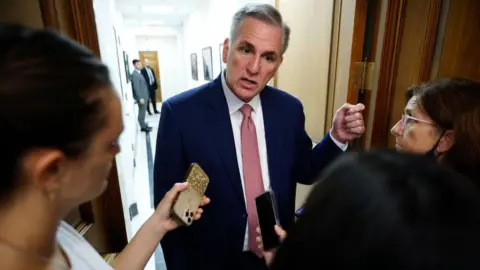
top-left (131, 74), bottom-right (141, 102)
top-left (293, 104), bottom-right (344, 185)
top-left (153, 101), bottom-right (192, 270)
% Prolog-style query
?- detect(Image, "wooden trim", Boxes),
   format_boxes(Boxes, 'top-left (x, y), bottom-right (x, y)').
top-left (101, 253), bottom-right (118, 265)
top-left (40, 0), bottom-right (100, 57)
top-left (94, 163), bottom-right (128, 252)
top-left (346, 0), bottom-right (368, 105)
top-left (70, 0), bottom-right (101, 57)
top-left (418, 0), bottom-right (443, 82)
top-left (39, 0), bottom-right (60, 29)
top-left (370, 0), bottom-right (407, 148)
top-left (75, 221), bottom-right (94, 237)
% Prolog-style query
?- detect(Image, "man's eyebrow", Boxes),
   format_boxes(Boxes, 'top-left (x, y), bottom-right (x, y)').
top-left (239, 41), bottom-right (279, 57)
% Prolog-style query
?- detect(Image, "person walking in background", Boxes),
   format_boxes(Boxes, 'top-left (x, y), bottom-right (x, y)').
top-left (153, 3), bottom-right (365, 270)
top-left (141, 59), bottom-right (160, 115)
top-left (131, 59), bottom-right (151, 132)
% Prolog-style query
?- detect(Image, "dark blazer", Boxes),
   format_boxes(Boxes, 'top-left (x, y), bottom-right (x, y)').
top-left (141, 67), bottom-right (158, 91)
top-left (153, 74), bottom-right (343, 270)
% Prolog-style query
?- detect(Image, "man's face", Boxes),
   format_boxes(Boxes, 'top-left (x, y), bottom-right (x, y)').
top-left (223, 17), bottom-right (284, 102)
top-left (135, 62), bottom-right (142, 70)
top-left (144, 59), bottom-right (150, 67)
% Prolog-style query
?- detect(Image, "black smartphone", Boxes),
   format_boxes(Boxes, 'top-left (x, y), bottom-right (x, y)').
top-left (255, 190), bottom-right (281, 251)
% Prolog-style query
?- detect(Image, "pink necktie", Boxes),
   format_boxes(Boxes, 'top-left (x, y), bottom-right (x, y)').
top-left (240, 104), bottom-right (265, 257)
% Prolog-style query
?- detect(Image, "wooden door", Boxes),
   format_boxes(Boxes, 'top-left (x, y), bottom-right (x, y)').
top-left (139, 51), bottom-right (162, 102)
top-left (371, 0), bottom-right (480, 148)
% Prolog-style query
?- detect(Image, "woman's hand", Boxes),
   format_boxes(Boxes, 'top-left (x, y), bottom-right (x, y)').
top-left (153, 182), bottom-right (210, 235)
top-left (256, 225), bottom-right (287, 266)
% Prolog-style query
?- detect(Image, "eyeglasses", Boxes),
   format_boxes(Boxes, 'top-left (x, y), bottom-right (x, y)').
top-left (400, 113), bottom-right (432, 130)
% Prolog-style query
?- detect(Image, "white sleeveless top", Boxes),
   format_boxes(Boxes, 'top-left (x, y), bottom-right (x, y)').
top-left (56, 221), bottom-right (113, 270)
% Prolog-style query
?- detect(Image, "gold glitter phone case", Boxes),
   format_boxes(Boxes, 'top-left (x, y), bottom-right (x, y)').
top-left (172, 163), bottom-right (209, 226)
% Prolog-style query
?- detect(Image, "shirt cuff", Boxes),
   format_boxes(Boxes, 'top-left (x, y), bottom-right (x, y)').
top-left (329, 130), bottom-right (348, 151)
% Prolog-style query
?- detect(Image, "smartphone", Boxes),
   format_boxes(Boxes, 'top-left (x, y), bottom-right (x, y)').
top-left (171, 163), bottom-right (209, 226)
top-left (255, 189), bottom-right (281, 250)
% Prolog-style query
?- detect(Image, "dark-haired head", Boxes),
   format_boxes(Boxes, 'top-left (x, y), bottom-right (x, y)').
top-left (132, 59), bottom-right (141, 70)
top-left (270, 149), bottom-right (480, 269)
top-left (0, 24), bottom-right (123, 212)
top-left (391, 78), bottom-right (480, 181)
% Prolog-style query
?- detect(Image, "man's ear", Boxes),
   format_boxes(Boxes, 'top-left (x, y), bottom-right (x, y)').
top-left (22, 149), bottom-right (67, 197)
top-left (437, 130), bottom-right (455, 153)
top-left (222, 38), bottom-right (230, 64)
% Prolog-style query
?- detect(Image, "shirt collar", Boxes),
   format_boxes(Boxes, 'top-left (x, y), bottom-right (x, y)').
top-left (221, 70), bottom-right (260, 115)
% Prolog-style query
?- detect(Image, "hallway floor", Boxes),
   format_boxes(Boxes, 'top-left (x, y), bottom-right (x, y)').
top-left (129, 108), bottom-right (166, 270)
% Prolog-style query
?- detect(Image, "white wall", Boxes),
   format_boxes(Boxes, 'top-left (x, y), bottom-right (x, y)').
top-left (135, 35), bottom-right (187, 101)
top-left (93, 0), bottom-right (138, 241)
top-left (182, 0), bottom-right (275, 90)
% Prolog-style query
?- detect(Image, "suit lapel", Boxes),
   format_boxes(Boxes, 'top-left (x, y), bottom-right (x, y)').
top-left (203, 76), bottom-right (245, 205)
top-left (260, 88), bottom-right (284, 193)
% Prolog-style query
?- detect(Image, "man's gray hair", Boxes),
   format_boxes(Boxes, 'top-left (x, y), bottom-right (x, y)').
top-left (230, 4), bottom-right (291, 54)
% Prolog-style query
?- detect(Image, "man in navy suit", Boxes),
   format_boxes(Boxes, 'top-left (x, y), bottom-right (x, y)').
top-left (153, 4), bottom-right (365, 270)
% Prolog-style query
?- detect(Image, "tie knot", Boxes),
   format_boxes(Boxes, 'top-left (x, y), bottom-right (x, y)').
top-left (240, 104), bottom-right (253, 117)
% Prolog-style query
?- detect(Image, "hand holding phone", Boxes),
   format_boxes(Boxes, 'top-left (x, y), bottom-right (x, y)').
top-left (256, 225), bottom-right (287, 266)
top-left (255, 190), bottom-right (282, 250)
top-left (171, 163), bottom-right (209, 226)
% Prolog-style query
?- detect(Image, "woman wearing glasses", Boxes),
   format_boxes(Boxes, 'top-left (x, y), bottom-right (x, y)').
top-left (390, 78), bottom-right (480, 181)
top-left (257, 78), bottom-right (480, 266)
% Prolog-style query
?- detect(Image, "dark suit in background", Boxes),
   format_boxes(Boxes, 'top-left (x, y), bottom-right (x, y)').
top-left (141, 66), bottom-right (160, 114)
top-left (153, 74), bottom-right (345, 270)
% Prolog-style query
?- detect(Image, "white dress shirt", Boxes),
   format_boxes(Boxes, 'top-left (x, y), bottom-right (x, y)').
top-left (220, 72), bottom-right (347, 251)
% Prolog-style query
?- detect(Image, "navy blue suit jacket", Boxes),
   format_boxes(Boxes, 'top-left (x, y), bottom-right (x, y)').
top-left (153, 75), bottom-right (343, 270)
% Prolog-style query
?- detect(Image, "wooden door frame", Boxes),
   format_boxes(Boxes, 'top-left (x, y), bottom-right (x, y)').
top-left (343, 0), bottom-right (382, 148)
top-left (370, 0), bottom-right (443, 148)
top-left (39, 0), bottom-right (128, 252)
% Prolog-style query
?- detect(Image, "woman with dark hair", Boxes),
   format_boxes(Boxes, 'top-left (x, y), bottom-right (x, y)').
top-left (0, 24), bottom-right (208, 270)
top-left (268, 150), bottom-right (480, 269)
top-left (391, 78), bottom-right (480, 181)
top-left (259, 78), bottom-right (480, 258)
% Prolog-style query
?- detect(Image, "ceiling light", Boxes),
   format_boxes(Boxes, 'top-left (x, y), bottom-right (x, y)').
top-left (142, 20), bottom-right (165, 26)
top-left (142, 5), bottom-right (175, 14)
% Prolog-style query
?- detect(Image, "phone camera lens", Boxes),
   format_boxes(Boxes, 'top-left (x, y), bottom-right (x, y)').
top-left (189, 211), bottom-right (194, 217)
top-left (187, 217), bottom-right (192, 223)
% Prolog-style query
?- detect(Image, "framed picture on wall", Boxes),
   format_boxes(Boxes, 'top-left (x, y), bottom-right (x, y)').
top-left (202, 46), bottom-right (213, 81)
top-left (123, 51), bottom-right (130, 84)
top-left (219, 43), bottom-right (226, 72)
top-left (113, 27), bottom-right (124, 97)
top-left (190, 53), bottom-right (198, 80)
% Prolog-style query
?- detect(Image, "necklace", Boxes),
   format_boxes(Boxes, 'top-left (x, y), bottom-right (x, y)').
top-left (0, 237), bottom-right (70, 269)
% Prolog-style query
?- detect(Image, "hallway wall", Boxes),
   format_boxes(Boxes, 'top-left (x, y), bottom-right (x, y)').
top-left (135, 35), bottom-right (187, 101)
top-left (93, 0), bottom-right (139, 241)
top-left (182, 0), bottom-right (275, 90)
